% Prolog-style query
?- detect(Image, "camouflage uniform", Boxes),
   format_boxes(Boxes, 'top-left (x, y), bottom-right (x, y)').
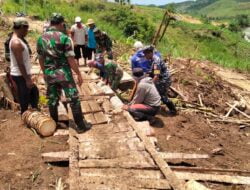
top-left (149, 52), bottom-right (177, 114)
top-left (37, 27), bottom-right (79, 107)
top-left (104, 61), bottom-right (123, 90)
top-left (95, 32), bottom-right (113, 59)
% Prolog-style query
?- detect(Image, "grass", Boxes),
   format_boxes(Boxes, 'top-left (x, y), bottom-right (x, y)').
top-left (1, 0), bottom-right (250, 72)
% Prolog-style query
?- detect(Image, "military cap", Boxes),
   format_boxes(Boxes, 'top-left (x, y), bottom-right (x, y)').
top-left (50, 13), bottom-right (64, 24)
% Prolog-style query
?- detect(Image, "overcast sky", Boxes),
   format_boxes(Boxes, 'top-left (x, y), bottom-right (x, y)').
top-left (131, 0), bottom-right (190, 5)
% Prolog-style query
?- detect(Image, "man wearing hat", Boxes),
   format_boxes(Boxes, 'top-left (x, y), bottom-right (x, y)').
top-left (142, 45), bottom-right (177, 116)
top-left (9, 17), bottom-right (39, 114)
top-left (86, 18), bottom-right (97, 60)
top-left (94, 28), bottom-right (113, 60)
top-left (122, 68), bottom-right (161, 124)
top-left (37, 13), bottom-right (91, 133)
top-left (71, 16), bottom-right (88, 66)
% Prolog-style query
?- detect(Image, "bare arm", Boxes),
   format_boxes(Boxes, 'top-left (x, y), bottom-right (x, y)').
top-left (11, 39), bottom-right (29, 80)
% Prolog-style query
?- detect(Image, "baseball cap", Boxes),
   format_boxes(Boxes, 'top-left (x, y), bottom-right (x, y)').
top-left (132, 68), bottom-right (144, 78)
top-left (13, 17), bottom-right (29, 27)
top-left (75, 16), bottom-right (81, 23)
top-left (133, 41), bottom-right (143, 50)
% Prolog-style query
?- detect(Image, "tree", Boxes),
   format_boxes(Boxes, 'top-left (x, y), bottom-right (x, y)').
top-left (114, 0), bottom-right (130, 5)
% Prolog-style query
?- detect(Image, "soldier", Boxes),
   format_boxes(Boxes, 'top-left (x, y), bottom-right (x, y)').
top-left (87, 53), bottom-right (123, 91)
top-left (94, 28), bottom-right (113, 60)
top-left (142, 45), bottom-right (177, 116)
top-left (37, 13), bottom-right (91, 133)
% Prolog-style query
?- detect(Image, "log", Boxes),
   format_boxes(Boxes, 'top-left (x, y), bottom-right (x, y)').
top-left (185, 180), bottom-right (210, 190)
top-left (22, 110), bottom-right (56, 137)
top-left (41, 151), bottom-right (70, 162)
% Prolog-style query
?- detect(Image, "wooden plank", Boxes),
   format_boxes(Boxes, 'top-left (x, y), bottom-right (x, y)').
top-left (84, 113), bottom-right (96, 125)
top-left (79, 138), bottom-right (143, 159)
top-left (78, 151), bottom-right (156, 169)
top-left (41, 151), bottom-right (70, 162)
top-left (171, 166), bottom-right (250, 175)
top-left (53, 129), bottom-right (69, 136)
top-left (94, 112), bottom-right (108, 124)
top-left (81, 101), bottom-right (91, 114)
top-left (77, 131), bottom-right (136, 142)
top-left (80, 168), bottom-right (163, 179)
top-left (116, 122), bottom-right (133, 132)
top-left (69, 128), bottom-right (80, 190)
top-left (88, 82), bottom-right (103, 96)
top-left (175, 172), bottom-right (250, 185)
top-left (102, 99), bottom-right (113, 113)
top-left (88, 100), bottom-right (102, 112)
top-left (124, 111), bottom-right (186, 190)
top-left (185, 180), bottom-right (210, 190)
top-left (78, 176), bottom-right (171, 189)
top-left (81, 84), bottom-right (91, 96)
top-left (160, 152), bottom-right (210, 159)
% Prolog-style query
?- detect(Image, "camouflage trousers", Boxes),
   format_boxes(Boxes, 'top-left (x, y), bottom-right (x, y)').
top-left (47, 80), bottom-right (80, 107)
top-left (111, 69), bottom-right (123, 90)
top-left (155, 79), bottom-right (171, 104)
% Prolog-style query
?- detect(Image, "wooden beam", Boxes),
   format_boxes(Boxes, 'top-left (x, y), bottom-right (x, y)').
top-left (123, 111), bottom-right (186, 190)
top-left (176, 172), bottom-right (250, 185)
top-left (160, 152), bottom-right (210, 159)
top-left (41, 151), bottom-right (70, 162)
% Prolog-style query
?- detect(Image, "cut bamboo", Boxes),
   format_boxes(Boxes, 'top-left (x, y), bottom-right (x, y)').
top-left (22, 110), bottom-right (56, 137)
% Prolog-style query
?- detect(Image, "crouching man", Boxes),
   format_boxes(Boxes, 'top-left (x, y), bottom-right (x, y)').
top-left (122, 68), bottom-right (161, 125)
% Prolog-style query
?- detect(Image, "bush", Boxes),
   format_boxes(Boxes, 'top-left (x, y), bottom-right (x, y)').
top-left (101, 8), bottom-right (154, 42)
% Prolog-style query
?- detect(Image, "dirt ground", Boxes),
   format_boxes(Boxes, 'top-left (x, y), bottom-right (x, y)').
top-left (0, 110), bottom-right (69, 190)
top-left (0, 17), bottom-right (250, 189)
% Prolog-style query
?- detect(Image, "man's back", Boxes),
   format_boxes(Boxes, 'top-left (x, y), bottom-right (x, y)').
top-left (37, 28), bottom-right (74, 68)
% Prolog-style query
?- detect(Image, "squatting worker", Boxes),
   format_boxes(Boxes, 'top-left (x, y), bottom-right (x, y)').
top-left (37, 13), bottom-right (91, 133)
top-left (10, 17), bottom-right (39, 114)
top-left (122, 68), bottom-right (161, 125)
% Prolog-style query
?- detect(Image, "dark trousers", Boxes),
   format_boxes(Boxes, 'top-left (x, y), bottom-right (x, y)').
top-left (12, 76), bottom-right (39, 114)
top-left (128, 104), bottom-right (159, 121)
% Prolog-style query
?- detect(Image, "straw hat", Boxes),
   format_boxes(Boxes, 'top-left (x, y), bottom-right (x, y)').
top-left (86, 18), bottom-right (95, 25)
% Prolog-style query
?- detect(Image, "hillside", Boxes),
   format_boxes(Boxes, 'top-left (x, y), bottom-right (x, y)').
top-left (1, 0), bottom-right (250, 71)
top-left (167, 0), bottom-right (250, 18)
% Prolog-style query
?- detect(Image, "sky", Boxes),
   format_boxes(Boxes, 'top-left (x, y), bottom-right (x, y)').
top-left (131, 0), bottom-right (190, 6)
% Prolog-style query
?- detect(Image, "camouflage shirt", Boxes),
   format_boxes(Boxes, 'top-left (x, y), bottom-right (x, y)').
top-left (95, 32), bottom-right (112, 53)
top-left (37, 27), bottom-right (75, 84)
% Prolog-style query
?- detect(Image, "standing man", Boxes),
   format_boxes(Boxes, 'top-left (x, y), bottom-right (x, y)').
top-left (94, 28), bottom-right (113, 60)
top-left (71, 16), bottom-right (88, 66)
top-left (37, 13), bottom-right (91, 133)
top-left (122, 68), bottom-right (161, 124)
top-left (86, 18), bottom-right (97, 60)
top-left (9, 17), bottom-right (39, 114)
top-left (142, 46), bottom-right (177, 116)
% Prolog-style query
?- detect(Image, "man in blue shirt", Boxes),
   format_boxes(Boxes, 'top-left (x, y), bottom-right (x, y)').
top-left (86, 18), bottom-right (96, 60)
top-left (141, 45), bottom-right (177, 116)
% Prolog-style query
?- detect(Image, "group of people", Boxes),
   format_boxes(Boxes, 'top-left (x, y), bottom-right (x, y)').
top-left (7, 12), bottom-right (176, 134)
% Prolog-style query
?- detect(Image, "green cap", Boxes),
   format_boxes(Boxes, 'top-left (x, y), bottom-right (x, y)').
top-left (13, 17), bottom-right (29, 27)
top-left (50, 13), bottom-right (64, 24)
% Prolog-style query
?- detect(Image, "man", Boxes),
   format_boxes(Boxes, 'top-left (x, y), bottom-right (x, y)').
top-left (131, 45), bottom-right (161, 74)
top-left (71, 16), bottom-right (88, 66)
top-left (37, 13), bottom-right (91, 133)
top-left (122, 68), bottom-right (161, 124)
top-left (87, 53), bottom-right (123, 91)
top-left (86, 18), bottom-right (97, 60)
top-left (142, 45), bottom-right (177, 115)
top-left (94, 28), bottom-right (113, 60)
top-left (9, 17), bottom-right (39, 114)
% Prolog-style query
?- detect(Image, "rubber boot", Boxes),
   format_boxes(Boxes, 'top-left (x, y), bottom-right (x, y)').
top-left (49, 105), bottom-right (58, 122)
top-left (71, 103), bottom-right (91, 133)
top-left (165, 100), bottom-right (177, 116)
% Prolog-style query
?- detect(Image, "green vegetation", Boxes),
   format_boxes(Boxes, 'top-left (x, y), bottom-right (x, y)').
top-left (1, 0), bottom-right (250, 72)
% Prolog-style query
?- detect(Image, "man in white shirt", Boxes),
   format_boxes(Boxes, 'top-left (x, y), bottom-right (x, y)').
top-left (71, 16), bottom-right (88, 66)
